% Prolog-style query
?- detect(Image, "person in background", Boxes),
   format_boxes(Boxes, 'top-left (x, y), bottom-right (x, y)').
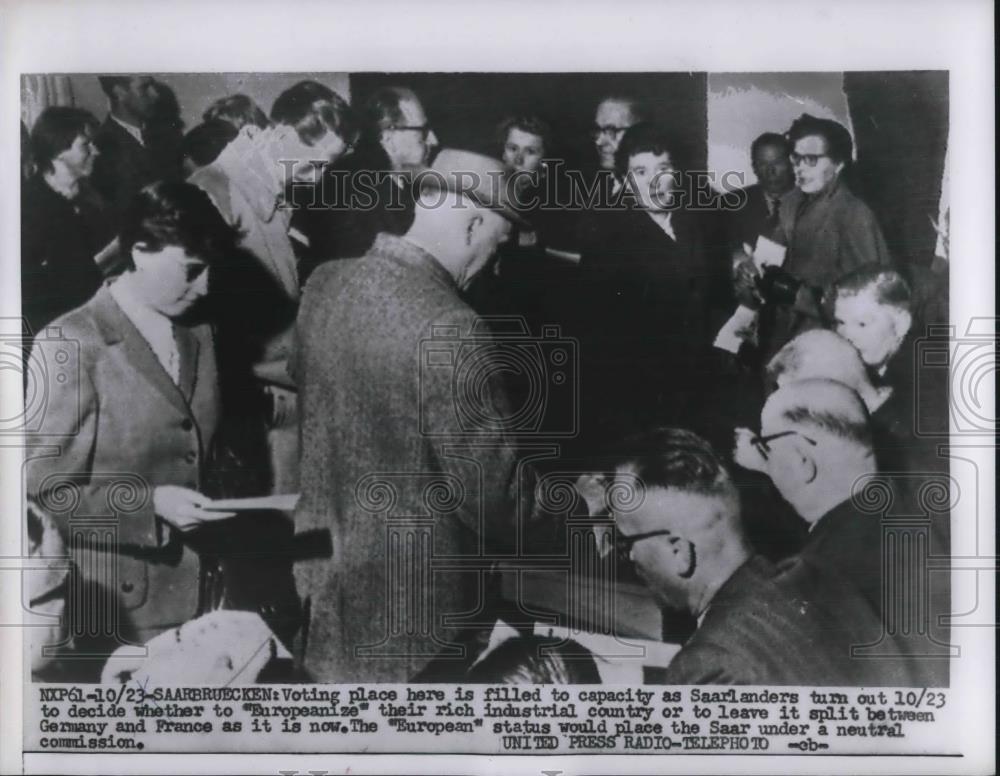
top-left (742, 114), bottom-right (893, 359)
top-left (92, 75), bottom-right (181, 225)
top-left (180, 119), bottom-right (239, 176)
top-left (26, 182), bottom-right (240, 673)
top-left (466, 114), bottom-right (557, 324)
top-left (729, 132), bottom-right (796, 254)
top-left (203, 93), bottom-right (271, 131)
top-left (293, 149), bottom-right (523, 683)
top-left (592, 95), bottom-right (646, 175)
top-left (577, 125), bottom-right (722, 440)
top-left (575, 426), bottom-right (916, 685)
top-left (21, 107), bottom-right (116, 336)
top-left (190, 80), bottom-right (355, 495)
top-left (291, 86), bottom-right (436, 282)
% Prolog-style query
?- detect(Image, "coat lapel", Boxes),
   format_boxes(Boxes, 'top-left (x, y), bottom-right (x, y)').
top-left (89, 285), bottom-right (192, 416)
top-left (175, 324), bottom-right (200, 404)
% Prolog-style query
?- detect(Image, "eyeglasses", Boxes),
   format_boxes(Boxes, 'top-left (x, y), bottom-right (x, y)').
top-left (789, 153), bottom-right (830, 168)
top-left (178, 261), bottom-right (209, 282)
top-left (591, 125), bottom-right (631, 140)
top-left (614, 527), bottom-right (674, 564)
top-left (750, 430), bottom-right (818, 461)
top-left (390, 124), bottom-right (433, 140)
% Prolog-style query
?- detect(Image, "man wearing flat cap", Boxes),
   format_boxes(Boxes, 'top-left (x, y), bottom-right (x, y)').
top-left (293, 150), bottom-right (526, 682)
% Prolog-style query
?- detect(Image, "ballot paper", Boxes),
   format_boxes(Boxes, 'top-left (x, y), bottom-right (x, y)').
top-left (713, 304), bottom-right (759, 354)
top-left (753, 234), bottom-right (787, 270)
top-left (533, 623), bottom-right (681, 683)
top-left (203, 494), bottom-right (299, 511)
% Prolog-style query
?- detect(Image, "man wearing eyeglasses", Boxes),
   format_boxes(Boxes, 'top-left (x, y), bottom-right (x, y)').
top-left (575, 427), bottom-right (917, 685)
top-left (293, 86), bottom-right (440, 281)
top-left (592, 96), bottom-right (645, 173)
top-left (749, 114), bottom-right (892, 359)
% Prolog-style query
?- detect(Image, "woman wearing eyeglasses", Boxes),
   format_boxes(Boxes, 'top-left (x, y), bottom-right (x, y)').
top-left (749, 113), bottom-right (892, 360)
top-left (26, 181), bottom-right (242, 672)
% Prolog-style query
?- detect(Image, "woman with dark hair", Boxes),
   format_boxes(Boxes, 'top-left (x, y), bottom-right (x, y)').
top-left (26, 181), bottom-right (242, 671)
top-left (203, 93), bottom-right (271, 131)
top-left (742, 113), bottom-right (892, 358)
top-left (21, 106), bottom-right (116, 335)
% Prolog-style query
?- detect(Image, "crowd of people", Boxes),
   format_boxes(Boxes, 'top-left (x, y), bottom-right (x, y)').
top-left (21, 75), bottom-right (950, 686)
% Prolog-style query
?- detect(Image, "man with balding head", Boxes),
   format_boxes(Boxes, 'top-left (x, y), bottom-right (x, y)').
top-left (756, 380), bottom-right (949, 684)
top-left (294, 149), bottom-right (523, 682)
top-left (758, 379), bottom-right (888, 623)
top-left (578, 427), bottom-right (914, 685)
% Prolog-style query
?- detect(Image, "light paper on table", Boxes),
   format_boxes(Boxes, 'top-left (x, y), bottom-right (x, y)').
top-left (533, 623), bottom-right (681, 683)
top-left (713, 304), bottom-right (759, 354)
top-left (203, 494), bottom-right (299, 511)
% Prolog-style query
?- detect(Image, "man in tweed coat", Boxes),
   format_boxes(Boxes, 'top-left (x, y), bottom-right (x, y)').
top-left (293, 150), bottom-right (527, 682)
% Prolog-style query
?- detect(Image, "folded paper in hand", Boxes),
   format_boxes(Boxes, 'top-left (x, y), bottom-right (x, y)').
top-left (753, 235), bottom-right (787, 270)
top-left (204, 494), bottom-right (299, 512)
top-left (713, 304), bottom-right (759, 354)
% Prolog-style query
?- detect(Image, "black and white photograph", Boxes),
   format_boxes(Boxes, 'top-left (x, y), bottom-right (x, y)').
top-left (0, 1), bottom-right (994, 774)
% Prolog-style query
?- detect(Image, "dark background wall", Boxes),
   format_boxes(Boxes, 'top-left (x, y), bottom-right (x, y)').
top-left (350, 72), bottom-right (708, 173)
top-left (844, 71), bottom-right (949, 267)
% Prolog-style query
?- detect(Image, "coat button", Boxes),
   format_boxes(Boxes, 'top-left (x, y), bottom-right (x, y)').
top-left (185, 451), bottom-right (197, 463)
top-left (181, 419), bottom-right (193, 431)
top-left (121, 581), bottom-right (134, 593)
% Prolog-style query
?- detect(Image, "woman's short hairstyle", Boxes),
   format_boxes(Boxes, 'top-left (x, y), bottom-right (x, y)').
top-left (496, 114), bottom-right (552, 156)
top-left (30, 106), bottom-right (100, 175)
top-left (270, 80), bottom-right (357, 147)
top-left (203, 94), bottom-right (270, 130)
top-left (467, 636), bottom-right (601, 684)
top-left (786, 113), bottom-right (854, 165)
top-left (614, 124), bottom-right (676, 179)
top-left (120, 181), bottom-right (239, 269)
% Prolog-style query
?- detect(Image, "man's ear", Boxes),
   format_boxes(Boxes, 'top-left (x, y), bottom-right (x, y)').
top-left (794, 441), bottom-right (819, 485)
top-left (665, 536), bottom-right (696, 579)
top-left (465, 213), bottom-right (484, 246)
top-left (892, 309), bottom-right (913, 342)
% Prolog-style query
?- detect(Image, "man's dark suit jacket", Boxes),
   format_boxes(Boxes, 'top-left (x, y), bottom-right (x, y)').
top-left (726, 183), bottom-right (785, 250)
top-left (91, 116), bottom-right (179, 226)
top-left (576, 205), bottom-right (728, 434)
top-left (662, 555), bottom-right (920, 686)
top-left (290, 164), bottom-right (416, 285)
top-left (801, 495), bottom-right (950, 686)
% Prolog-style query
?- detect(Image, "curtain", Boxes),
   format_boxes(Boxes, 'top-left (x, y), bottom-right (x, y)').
top-left (21, 75), bottom-right (76, 129)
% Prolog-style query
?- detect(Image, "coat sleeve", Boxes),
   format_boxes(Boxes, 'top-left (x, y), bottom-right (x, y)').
top-left (842, 201), bottom-right (893, 270)
top-left (25, 334), bottom-right (163, 549)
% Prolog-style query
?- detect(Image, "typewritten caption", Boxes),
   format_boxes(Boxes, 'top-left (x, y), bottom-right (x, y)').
top-left (27, 684), bottom-right (954, 754)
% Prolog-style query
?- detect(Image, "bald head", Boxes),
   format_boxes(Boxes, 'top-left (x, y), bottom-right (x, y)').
top-left (763, 378), bottom-right (872, 450)
top-left (767, 329), bottom-right (883, 411)
top-left (761, 379), bottom-right (876, 522)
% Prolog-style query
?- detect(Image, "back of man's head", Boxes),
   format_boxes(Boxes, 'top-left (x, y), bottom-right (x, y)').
top-left (766, 329), bottom-right (883, 411)
top-left (603, 428), bottom-right (744, 545)
top-left (762, 379), bottom-right (875, 521)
